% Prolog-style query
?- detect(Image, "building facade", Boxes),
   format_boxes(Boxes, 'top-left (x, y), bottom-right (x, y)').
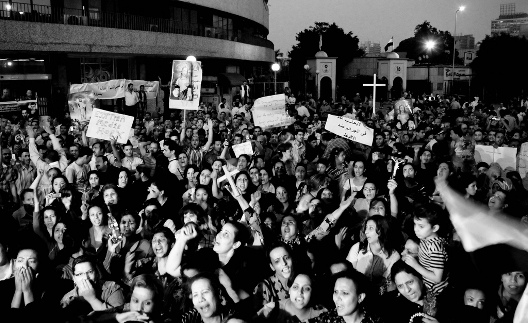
top-left (0, 0), bottom-right (274, 114)
top-left (491, 3), bottom-right (528, 37)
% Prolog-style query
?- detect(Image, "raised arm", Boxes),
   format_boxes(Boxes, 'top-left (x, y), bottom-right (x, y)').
top-left (202, 119), bottom-right (214, 151)
top-left (110, 137), bottom-right (122, 167)
top-left (306, 194), bottom-right (355, 242)
top-left (387, 179), bottom-right (399, 217)
top-left (166, 225), bottom-right (197, 277)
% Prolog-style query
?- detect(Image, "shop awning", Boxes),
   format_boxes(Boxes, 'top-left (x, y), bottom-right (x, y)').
top-left (218, 73), bottom-right (247, 87)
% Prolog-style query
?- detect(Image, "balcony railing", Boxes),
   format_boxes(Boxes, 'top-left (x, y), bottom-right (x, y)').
top-left (0, 1), bottom-right (274, 49)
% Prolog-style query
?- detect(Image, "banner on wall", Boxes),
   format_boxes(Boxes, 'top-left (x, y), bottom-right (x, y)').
top-left (169, 60), bottom-right (202, 110)
top-left (325, 114), bottom-right (374, 146)
top-left (69, 79), bottom-right (159, 100)
top-left (474, 145), bottom-right (517, 170)
top-left (0, 100), bottom-right (37, 113)
top-left (252, 94), bottom-right (294, 129)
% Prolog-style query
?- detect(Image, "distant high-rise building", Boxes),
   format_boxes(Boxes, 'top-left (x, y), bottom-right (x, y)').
top-left (360, 41), bottom-right (381, 57)
top-left (491, 3), bottom-right (528, 37)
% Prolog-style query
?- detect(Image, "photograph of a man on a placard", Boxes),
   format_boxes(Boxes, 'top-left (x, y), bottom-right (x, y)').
top-left (68, 91), bottom-right (96, 123)
top-left (170, 61), bottom-right (193, 101)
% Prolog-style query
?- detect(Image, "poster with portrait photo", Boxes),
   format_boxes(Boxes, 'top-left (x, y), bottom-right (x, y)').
top-left (169, 60), bottom-right (202, 110)
top-left (68, 91), bottom-right (97, 123)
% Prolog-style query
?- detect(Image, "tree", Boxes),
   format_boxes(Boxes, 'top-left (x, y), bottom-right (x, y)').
top-left (394, 21), bottom-right (460, 65)
top-left (287, 22), bottom-right (364, 96)
top-left (471, 34), bottom-right (528, 102)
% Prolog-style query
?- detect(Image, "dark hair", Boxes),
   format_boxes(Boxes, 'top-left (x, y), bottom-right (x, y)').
top-left (390, 259), bottom-right (422, 284)
top-left (413, 203), bottom-right (443, 227)
top-left (151, 177), bottom-right (169, 195)
top-left (136, 164), bottom-right (151, 178)
top-left (152, 226), bottom-right (176, 249)
top-left (226, 221), bottom-right (250, 246)
top-left (78, 146), bottom-right (93, 158)
top-left (179, 203), bottom-right (207, 227)
top-left (359, 215), bottom-right (396, 256)
top-left (187, 273), bottom-right (223, 305)
top-left (351, 159), bottom-right (367, 177)
top-left (277, 142), bottom-right (293, 159)
top-left (52, 175), bottom-right (69, 193)
top-left (19, 188), bottom-right (33, 202)
top-left (332, 269), bottom-right (371, 312)
top-left (164, 139), bottom-right (178, 153)
top-left (329, 147), bottom-right (346, 167)
top-left (72, 255), bottom-right (102, 281)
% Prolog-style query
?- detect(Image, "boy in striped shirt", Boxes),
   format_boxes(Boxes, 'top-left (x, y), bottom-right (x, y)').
top-left (402, 204), bottom-right (449, 295)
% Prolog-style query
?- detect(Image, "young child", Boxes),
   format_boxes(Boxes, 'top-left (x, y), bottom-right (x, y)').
top-left (402, 203), bottom-right (449, 295)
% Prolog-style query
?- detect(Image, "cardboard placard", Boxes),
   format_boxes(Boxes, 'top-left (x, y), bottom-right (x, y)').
top-left (232, 141), bottom-right (253, 158)
top-left (325, 114), bottom-right (374, 146)
top-left (474, 145), bottom-right (517, 170)
top-left (86, 108), bottom-right (134, 144)
top-left (252, 94), bottom-right (294, 129)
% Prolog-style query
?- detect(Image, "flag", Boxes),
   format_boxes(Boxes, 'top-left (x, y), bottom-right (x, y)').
top-left (436, 179), bottom-right (528, 323)
top-left (384, 37), bottom-right (393, 52)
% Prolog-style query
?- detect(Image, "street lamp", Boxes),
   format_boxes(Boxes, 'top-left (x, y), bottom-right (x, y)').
top-left (452, 5), bottom-right (465, 94)
top-left (271, 63), bottom-right (280, 94)
top-left (303, 64), bottom-right (310, 98)
top-left (425, 40), bottom-right (436, 94)
top-left (186, 56), bottom-right (197, 62)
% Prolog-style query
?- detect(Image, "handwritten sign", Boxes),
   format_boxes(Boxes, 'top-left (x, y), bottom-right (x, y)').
top-left (232, 141), bottom-right (254, 158)
top-left (325, 114), bottom-right (374, 146)
top-left (518, 143), bottom-right (528, 179)
top-left (86, 108), bottom-right (134, 144)
top-left (70, 80), bottom-right (159, 100)
top-left (474, 145), bottom-right (517, 170)
top-left (169, 60), bottom-right (202, 110)
top-left (252, 94), bottom-right (294, 129)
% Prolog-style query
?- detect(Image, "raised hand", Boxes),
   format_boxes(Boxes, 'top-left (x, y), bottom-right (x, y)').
top-left (387, 179), bottom-right (398, 195)
top-left (116, 311), bottom-right (150, 323)
top-left (77, 279), bottom-right (97, 301)
top-left (181, 224), bottom-right (198, 242)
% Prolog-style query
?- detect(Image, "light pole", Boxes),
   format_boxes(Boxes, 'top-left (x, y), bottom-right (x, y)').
top-left (425, 40), bottom-right (436, 95)
top-left (271, 63), bottom-right (280, 94)
top-left (452, 5), bottom-right (465, 94)
top-left (186, 56), bottom-right (197, 62)
top-left (315, 70), bottom-right (320, 99)
top-left (303, 64), bottom-right (310, 98)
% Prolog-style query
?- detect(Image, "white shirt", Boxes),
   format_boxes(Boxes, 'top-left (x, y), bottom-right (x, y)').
top-left (124, 90), bottom-right (139, 106)
top-left (296, 105), bottom-right (310, 117)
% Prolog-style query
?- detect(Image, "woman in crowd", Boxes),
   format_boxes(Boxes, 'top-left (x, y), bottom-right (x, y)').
top-left (346, 215), bottom-right (400, 294)
top-left (259, 168), bottom-right (276, 194)
top-left (254, 242), bottom-right (295, 307)
top-left (326, 148), bottom-right (347, 181)
top-left (255, 272), bottom-right (327, 322)
top-left (342, 160), bottom-right (368, 201)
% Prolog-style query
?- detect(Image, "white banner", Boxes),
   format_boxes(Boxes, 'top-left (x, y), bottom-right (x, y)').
top-left (0, 100), bottom-right (37, 113)
top-left (252, 94), bottom-right (294, 129)
top-left (86, 108), bottom-right (134, 144)
top-left (169, 60), bottom-right (202, 110)
top-left (474, 145), bottom-right (517, 171)
top-left (518, 143), bottom-right (528, 180)
top-left (69, 79), bottom-right (159, 100)
top-left (325, 114), bottom-right (374, 146)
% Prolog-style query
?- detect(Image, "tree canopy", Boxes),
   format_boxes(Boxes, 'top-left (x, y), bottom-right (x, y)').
top-left (471, 33), bottom-right (528, 101)
top-left (287, 22), bottom-right (364, 95)
top-left (394, 21), bottom-right (460, 65)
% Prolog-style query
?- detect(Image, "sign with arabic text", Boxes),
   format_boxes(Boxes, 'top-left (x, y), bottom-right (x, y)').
top-left (0, 100), bottom-right (37, 113)
top-left (70, 79), bottom-right (159, 100)
top-left (325, 114), bottom-right (374, 146)
top-left (252, 94), bottom-right (294, 129)
top-left (86, 108), bottom-right (134, 144)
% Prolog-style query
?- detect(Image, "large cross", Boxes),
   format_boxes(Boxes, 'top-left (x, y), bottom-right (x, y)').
top-left (363, 74), bottom-right (386, 117)
top-left (218, 165), bottom-right (241, 197)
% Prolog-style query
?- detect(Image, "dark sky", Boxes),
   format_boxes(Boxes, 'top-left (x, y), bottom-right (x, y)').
top-left (268, 0), bottom-right (528, 54)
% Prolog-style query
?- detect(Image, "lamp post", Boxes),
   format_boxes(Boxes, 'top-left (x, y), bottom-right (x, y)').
top-left (303, 64), bottom-right (310, 98)
top-left (271, 63), bottom-right (280, 94)
top-left (186, 56), bottom-right (197, 62)
top-left (315, 70), bottom-right (320, 99)
top-left (452, 6), bottom-right (465, 94)
top-left (425, 40), bottom-right (436, 95)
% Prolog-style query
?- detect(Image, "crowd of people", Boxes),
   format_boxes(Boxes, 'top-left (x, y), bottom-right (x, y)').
top-left (0, 88), bottom-right (527, 323)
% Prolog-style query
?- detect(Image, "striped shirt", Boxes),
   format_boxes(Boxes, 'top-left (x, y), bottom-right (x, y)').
top-left (418, 237), bottom-right (449, 295)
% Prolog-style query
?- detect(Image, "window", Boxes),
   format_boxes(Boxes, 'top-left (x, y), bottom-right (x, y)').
top-left (213, 15), bottom-right (233, 39)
